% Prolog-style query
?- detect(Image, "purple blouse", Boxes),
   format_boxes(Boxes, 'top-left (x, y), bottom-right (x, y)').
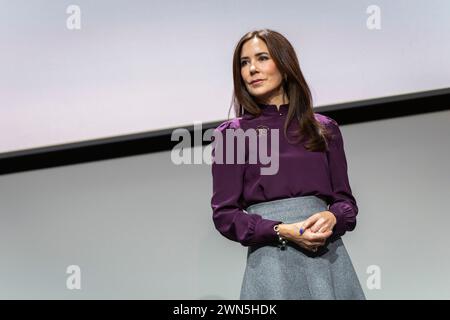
top-left (210, 102), bottom-right (359, 247)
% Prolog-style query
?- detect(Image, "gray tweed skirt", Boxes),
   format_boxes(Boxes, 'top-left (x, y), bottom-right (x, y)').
top-left (240, 196), bottom-right (366, 300)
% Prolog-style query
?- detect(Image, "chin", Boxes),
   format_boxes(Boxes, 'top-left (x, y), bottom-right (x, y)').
top-left (250, 88), bottom-right (275, 99)
top-left (249, 88), bottom-right (270, 96)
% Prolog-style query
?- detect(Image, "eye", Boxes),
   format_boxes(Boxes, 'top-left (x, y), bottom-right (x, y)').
top-left (240, 56), bottom-right (268, 67)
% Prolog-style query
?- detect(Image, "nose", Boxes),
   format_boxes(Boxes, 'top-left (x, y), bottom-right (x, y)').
top-left (249, 63), bottom-right (258, 75)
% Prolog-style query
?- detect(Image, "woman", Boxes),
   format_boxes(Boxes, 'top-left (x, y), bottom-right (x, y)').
top-left (210, 29), bottom-right (365, 300)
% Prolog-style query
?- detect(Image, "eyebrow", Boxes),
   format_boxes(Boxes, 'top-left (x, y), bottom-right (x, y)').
top-left (240, 52), bottom-right (269, 60)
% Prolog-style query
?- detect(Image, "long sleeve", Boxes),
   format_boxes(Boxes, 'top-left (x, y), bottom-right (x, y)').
top-left (210, 120), bottom-right (282, 247)
top-left (325, 117), bottom-right (359, 237)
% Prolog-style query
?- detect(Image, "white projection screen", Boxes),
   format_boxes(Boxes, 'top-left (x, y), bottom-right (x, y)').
top-left (1, 0), bottom-right (449, 155)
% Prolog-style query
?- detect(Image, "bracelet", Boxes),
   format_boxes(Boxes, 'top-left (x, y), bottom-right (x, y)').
top-left (273, 223), bottom-right (287, 250)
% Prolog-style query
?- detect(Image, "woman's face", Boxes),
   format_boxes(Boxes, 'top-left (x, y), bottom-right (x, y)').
top-left (240, 37), bottom-right (284, 103)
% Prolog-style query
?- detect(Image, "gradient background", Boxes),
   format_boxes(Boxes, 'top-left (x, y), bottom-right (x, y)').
top-left (1, 0), bottom-right (450, 299)
top-left (1, 0), bottom-right (449, 154)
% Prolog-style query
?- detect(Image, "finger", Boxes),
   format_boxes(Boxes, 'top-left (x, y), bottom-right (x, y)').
top-left (310, 218), bottom-right (326, 233)
top-left (302, 238), bottom-right (325, 248)
top-left (302, 240), bottom-right (313, 247)
top-left (309, 237), bottom-right (326, 244)
top-left (299, 229), bottom-right (317, 242)
top-left (318, 224), bottom-right (331, 233)
top-left (296, 241), bottom-right (312, 251)
top-left (296, 237), bottom-right (315, 248)
top-left (302, 243), bottom-right (317, 252)
top-left (310, 239), bottom-right (326, 246)
top-left (299, 214), bottom-right (320, 235)
top-left (301, 228), bottom-right (330, 241)
top-left (309, 230), bottom-right (333, 241)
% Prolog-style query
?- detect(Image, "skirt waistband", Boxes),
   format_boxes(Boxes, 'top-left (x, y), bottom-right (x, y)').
top-left (245, 196), bottom-right (328, 223)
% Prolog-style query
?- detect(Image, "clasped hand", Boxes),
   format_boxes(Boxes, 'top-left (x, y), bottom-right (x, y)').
top-left (282, 211), bottom-right (337, 252)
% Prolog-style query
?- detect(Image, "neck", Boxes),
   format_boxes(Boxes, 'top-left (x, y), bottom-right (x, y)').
top-left (256, 90), bottom-right (289, 111)
top-left (262, 99), bottom-right (289, 111)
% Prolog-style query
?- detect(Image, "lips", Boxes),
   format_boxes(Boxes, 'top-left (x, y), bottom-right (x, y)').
top-left (250, 79), bottom-right (264, 85)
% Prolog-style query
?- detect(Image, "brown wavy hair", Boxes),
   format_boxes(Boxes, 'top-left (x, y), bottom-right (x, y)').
top-left (228, 29), bottom-right (331, 152)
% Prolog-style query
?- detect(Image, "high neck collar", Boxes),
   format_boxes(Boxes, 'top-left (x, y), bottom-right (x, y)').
top-left (257, 102), bottom-right (289, 115)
